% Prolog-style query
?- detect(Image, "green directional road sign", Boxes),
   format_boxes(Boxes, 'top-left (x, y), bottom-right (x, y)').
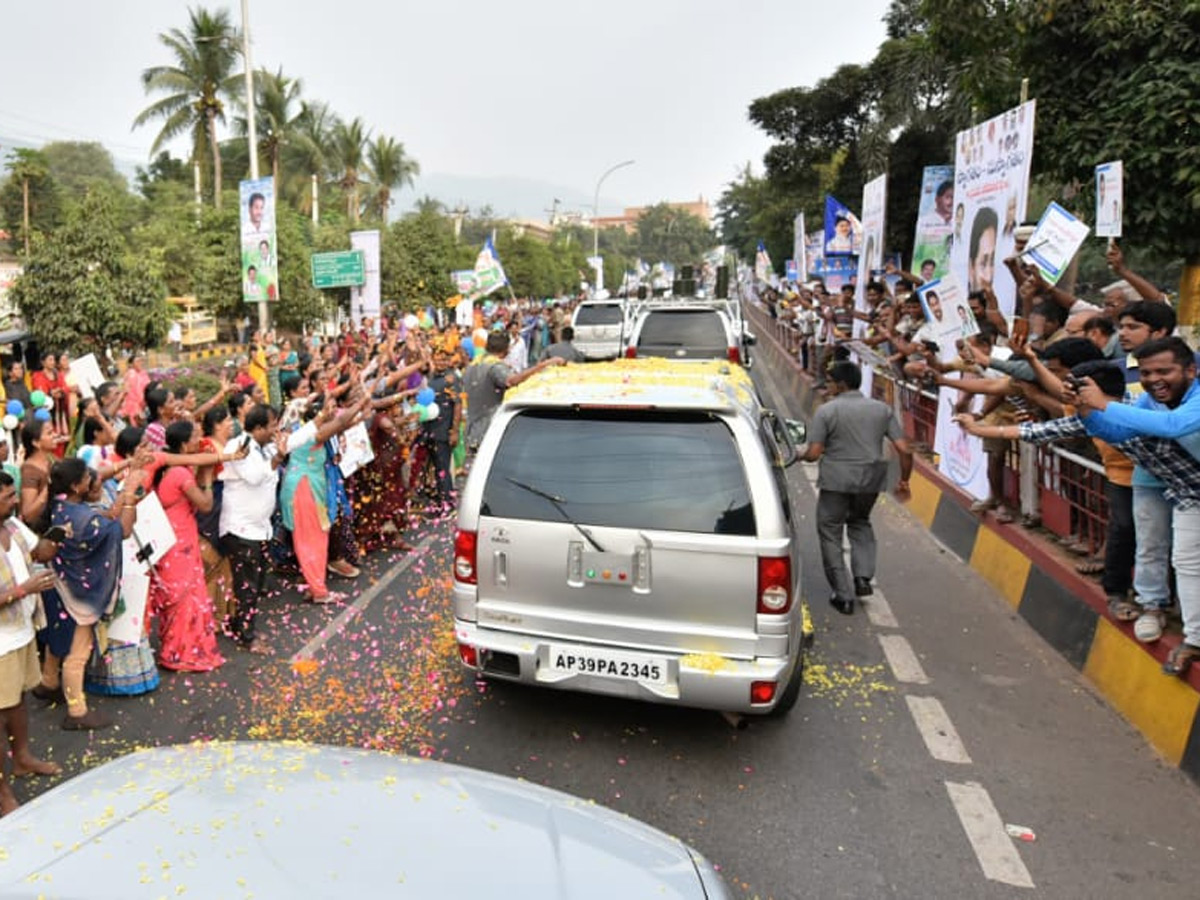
top-left (311, 250), bottom-right (366, 289)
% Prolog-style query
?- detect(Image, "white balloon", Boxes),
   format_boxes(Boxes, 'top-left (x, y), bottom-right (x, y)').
top-left (425, 402), bottom-right (440, 421)
top-left (1, 415), bottom-right (16, 431)
top-left (403, 313), bottom-right (420, 330)
top-left (42, 395), bottom-right (53, 411)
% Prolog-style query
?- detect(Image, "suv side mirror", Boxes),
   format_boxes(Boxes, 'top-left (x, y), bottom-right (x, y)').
top-left (743, 332), bottom-right (757, 346)
top-left (784, 419), bottom-right (806, 446)
top-left (764, 411), bottom-right (799, 467)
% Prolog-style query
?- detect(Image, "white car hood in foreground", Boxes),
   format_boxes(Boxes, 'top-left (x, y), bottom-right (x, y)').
top-left (0, 741), bottom-right (728, 899)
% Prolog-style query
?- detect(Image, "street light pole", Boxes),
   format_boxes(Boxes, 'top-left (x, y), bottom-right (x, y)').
top-left (592, 159), bottom-right (635, 260)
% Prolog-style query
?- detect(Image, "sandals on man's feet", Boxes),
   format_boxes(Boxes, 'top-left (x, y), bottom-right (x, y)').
top-left (1076, 558), bottom-right (1105, 576)
top-left (1162, 642), bottom-right (1200, 677)
top-left (1107, 596), bottom-right (1141, 622)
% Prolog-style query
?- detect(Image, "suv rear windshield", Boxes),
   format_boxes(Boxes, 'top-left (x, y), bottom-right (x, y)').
top-left (482, 410), bottom-right (755, 535)
top-left (575, 304), bottom-right (624, 326)
top-left (637, 310), bottom-right (727, 349)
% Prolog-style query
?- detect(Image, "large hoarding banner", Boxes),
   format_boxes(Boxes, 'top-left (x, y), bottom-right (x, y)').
top-left (823, 195), bottom-right (861, 256)
top-left (949, 100), bottom-right (1036, 318)
top-left (239, 177), bottom-right (278, 304)
top-left (911, 165), bottom-right (955, 283)
top-left (350, 230), bottom-right (381, 327)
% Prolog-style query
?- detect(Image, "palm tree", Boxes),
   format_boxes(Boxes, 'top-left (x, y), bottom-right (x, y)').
top-left (235, 67), bottom-right (304, 188)
top-left (365, 135), bottom-right (420, 222)
top-left (284, 100), bottom-right (335, 217)
top-left (4, 149), bottom-right (48, 255)
top-left (330, 117), bottom-right (371, 223)
top-left (133, 7), bottom-right (241, 209)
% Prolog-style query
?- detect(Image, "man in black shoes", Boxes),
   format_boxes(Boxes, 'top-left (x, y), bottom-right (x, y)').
top-left (801, 361), bottom-right (913, 615)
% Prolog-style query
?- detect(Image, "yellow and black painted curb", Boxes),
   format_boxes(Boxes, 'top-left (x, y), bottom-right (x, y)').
top-left (749, 303), bottom-right (1200, 784)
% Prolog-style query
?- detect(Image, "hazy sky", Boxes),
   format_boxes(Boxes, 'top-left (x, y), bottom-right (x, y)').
top-left (2, 0), bottom-right (890, 215)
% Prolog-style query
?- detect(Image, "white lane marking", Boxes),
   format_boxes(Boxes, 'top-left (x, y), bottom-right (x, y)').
top-left (863, 587), bottom-right (899, 629)
top-left (945, 781), bottom-right (1035, 889)
top-left (906, 696), bottom-right (972, 764)
top-left (292, 534), bottom-right (437, 662)
top-left (878, 634), bottom-right (930, 684)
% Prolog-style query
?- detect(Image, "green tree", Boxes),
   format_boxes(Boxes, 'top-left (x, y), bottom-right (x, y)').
top-left (11, 188), bottom-right (171, 353)
top-left (365, 135), bottom-right (419, 223)
top-left (285, 100), bottom-right (336, 218)
top-left (1008, 0), bottom-right (1200, 319)
top-left (381, 206), bottom-right (465, 307)
top-left (134, 6), bottom-right (242, 210)
top-left (331, 117), bottom-right (371, 223)
top-left (633, 204), bottom-right (716, 267)
top-left (1, 148), bottom-right (62, 254)
top-left (136, 151), bottom-right (192, 200)
top-left (40, 142), bottom-right (128, 202)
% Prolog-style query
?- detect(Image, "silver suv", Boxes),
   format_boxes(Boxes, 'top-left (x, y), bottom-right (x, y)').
top-left (452, 359), bottom-right (809, 715)
top-left (571, 299), bottom-right (626, 360)
top-left (624, 299), bottom-right (755, 365)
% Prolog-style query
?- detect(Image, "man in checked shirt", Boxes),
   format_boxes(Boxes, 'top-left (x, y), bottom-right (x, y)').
top-left (955, 337), bottom-right (1200, 677)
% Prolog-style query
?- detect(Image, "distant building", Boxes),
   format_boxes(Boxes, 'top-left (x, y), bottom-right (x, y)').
top-left (591, 196), bottom-right (713, 234)
top-left (508, 219), bottom-right (556, 243)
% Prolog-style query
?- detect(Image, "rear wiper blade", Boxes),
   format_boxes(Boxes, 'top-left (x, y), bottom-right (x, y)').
top-left (504, 477), bottom-right (606, 552)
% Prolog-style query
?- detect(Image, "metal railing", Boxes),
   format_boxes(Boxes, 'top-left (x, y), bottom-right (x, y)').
top-left (743, 296), bottom-right (1111, 554)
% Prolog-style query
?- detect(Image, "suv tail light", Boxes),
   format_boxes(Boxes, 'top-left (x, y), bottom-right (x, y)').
top-left (454, 529), bottom-right (478, 584)
top-left (625, 346), bottom-right (637, 359)
top-left (751, 680), bottom-right (777, 704)
top-left (757, 555), bottom-right (792, 614)
top-left (727, 346), bottom-right (740, 363)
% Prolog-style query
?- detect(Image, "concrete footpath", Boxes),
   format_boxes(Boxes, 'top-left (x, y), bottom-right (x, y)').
top-left (747, 302), bottom-right (1200, 785)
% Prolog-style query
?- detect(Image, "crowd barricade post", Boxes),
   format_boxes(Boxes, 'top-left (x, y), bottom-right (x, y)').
top-left (1035, 444), bottom-right (1109, 556)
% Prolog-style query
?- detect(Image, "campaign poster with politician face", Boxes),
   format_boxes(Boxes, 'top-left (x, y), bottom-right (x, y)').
top-left (240, 177), bottom-right (278, 304)
top-left (949, 100), bottom-right (1036, 318)
top-left (1095, 161), bottom-right (1123, 239)
top-left (911, 166), bottom-right (955, 282)
top-left (823, 195), bottom-right (861, 256)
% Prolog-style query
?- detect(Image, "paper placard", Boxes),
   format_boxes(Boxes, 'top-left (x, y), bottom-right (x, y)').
top-left (338, 422), bottom-right (375, 478)
top-left (1024, 202), bottom-right (1091, 285)
top-left (68, 353), bottom-right (106, 399)
top-left (107, 536), bottom-right (151, 645)
top-left (131, 491), bottom-right (176, 565)
top-left (1095, 161), bottom-right (1123, 239)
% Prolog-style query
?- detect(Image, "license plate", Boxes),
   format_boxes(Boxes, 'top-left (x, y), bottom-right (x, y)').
top-left (546, 644), bottom-right (669, 687)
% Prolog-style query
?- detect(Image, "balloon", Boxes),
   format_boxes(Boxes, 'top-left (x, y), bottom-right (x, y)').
top-left (416, 387), bottom-right (436, 406)
top-left (406, 371), bottom-right (423, 391)
top-left (404, 314), bottom-right (420, 330)
top-left (473, 328), bottom-right (488, 346)
top-left (424, 402), bottom-right (439, 421)
top-left (42, 395), bottom-right (53, 411)
top-left (33, 409), bottom-right (51, 422)
top-left (417, 404), bottom-right (431, 423)
top-left (1, 415), bottom-right (16, 431)
top-left (4, 400), bottom-right (22, 417)
top-left (462, 341), bottom-right (475, 360)
top-left (29, 390), bottom-right (46, 408)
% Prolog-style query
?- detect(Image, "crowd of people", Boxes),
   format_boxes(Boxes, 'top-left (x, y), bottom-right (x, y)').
top-left (761, 238), bottom-right (1200, 677)
top-left (0, 298), bottom-right (582, 814)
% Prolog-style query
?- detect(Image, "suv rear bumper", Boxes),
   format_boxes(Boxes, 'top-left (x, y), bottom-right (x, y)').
top-left (454, 619), bottom-right (799, 714)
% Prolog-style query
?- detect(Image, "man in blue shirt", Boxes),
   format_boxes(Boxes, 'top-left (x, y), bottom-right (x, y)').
top-left (1072, 338), bottom-right (1200, 675)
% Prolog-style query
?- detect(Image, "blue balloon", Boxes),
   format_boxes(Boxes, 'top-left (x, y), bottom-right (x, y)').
top-left (33, 408), bottom-right (51, 422)
top-left (416, 387), bottom-right (436, 406)
top-left (5, 400), bottom-right (22, 416)
top-left (462, 341), bottom-right (475, 360)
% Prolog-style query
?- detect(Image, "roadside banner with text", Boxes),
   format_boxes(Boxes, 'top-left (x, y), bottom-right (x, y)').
top-left (239, 176), bottom-right (278, 304)
top-left (1095, 161), bottom-right (1123, 239)
top-left (949, 100), bottom-right (1036, 317)
top-left (755, 241), bottom-right (774, 284)
top-left (349, 230), bottom-right (381, 326)
top-left (912, 165), bottom-right (955, 282)
top-left (855, 174), bottom-right (887, 312)
top-left (793, 213), bottom-right (807, 282)
top-left (1025, 202), bottom-right (1091, 285)
top-left (823, 195), bottom-right (861, 256)
top-left (923, 271), bottom-right (988, 500)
